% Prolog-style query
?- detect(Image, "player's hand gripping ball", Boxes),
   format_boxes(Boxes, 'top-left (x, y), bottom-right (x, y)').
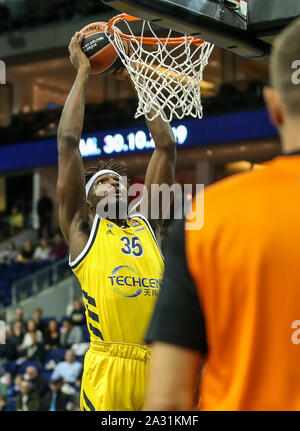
top-left (79, 22), bottom-right (128, 75)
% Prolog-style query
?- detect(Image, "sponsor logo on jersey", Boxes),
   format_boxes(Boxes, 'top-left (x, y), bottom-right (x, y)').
top-left (128, 220), bottom-right (142, 227)
top-left (135, 227), bottom-right (147, 233)
top-left (106, 223), bottom-right (114, 228)
top-left (108, 265), bottom-right (162, 298)
top-left (106, 229), bottom-right (114, 235)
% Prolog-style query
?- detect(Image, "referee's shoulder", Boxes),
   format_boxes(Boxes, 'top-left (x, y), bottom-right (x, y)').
top-left (204, 159), bottom-right (273, 198)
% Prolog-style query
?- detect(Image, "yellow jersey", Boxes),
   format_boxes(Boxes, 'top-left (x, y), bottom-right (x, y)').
top-left (69, 214), bottom-right (164, 345)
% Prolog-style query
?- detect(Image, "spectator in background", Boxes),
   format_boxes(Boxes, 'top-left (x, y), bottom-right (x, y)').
top-left (51, 350), bottom-right (82, 390)
top-left (21, 320), bottom-right (45, 363)
top-left (11, 308), bottom-right (27, 333)
top-left (16, 380), bottom-right (40, 411)
top-left (33, 238), bottom-right (51, 261)
top-left (8, 374), bottom-right (24, 399)
top-left (22, 320), bottom-right (43, 347)
top-left (44, 320), bottom-right (60, 350)
top-left (5, 0), bottom-right (26, 28)
top-left (15, 196), bottom-right (32, 229)
top-left (17, 240), bottom-right (35, 263)
top-left (70, 300), bottom-right (86, 327)
top-left (0, 375), bottom-right (8, 397)
top-left (0, 2), bottom-right (11, 33)
top-left (37, 189), bottom-right (53, 239)
top-left (32, 308), bottom-right (46, 336)
top-left (9, 206), bottom-right (24, 235)
top-left (40, 377), bottom-right (69, 411)
top-left (60, 318), bottom-right (83, 349)
top-left (6, 321), bottom-right (24, 361)
top-left (24, 366), bottom-right (49, 399)
top-left (0, 395), bottom-right (13, 411)
top-left (1, 241), bottom-right (19, 265)
top-left (50, 233), bottom-right (68, 260)
top-left (0, 335), bottom-right (7, 373)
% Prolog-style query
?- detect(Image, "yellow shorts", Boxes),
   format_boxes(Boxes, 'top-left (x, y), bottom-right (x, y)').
top-left (80, 340), bottom-right (152, 411)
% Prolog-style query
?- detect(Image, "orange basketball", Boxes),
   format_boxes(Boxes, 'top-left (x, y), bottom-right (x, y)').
top-left (80, 22), bottom-right (126, 75)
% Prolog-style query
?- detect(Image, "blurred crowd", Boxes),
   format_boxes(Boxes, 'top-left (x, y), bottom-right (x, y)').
top-left (0, 0), bottom-right (113, 33)
top-left (0, 233), bottom-right (68, 266)
top-left (0, 301), bottom-right (89, 411)
top-left (0, 186), bottom-right (67, 262)
top-left (0, 189), bottom-right (54, 240)
top-left (0, 98), bottom-right (139, 146)
top-left (0, 232), bottom-right (69, 308)
top-left (0, 187), bottom-right (69, 307)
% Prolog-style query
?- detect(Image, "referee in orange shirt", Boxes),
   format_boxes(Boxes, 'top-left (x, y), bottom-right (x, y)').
top-left (144, 17), bottom-right (300, 411)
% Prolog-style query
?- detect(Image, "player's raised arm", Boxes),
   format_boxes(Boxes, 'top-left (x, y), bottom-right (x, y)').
top-left (141, 113), bottom-right (177, 236)
top-left (114, 67), bottom-right (177, 237)
top-left (57, 31), bottom-right (90, 248)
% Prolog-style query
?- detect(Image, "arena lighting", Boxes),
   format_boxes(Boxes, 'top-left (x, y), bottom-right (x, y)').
top-left (225, 161), bottom-right (264, 175)
top-left (200, 80), bottom-right (215, 90)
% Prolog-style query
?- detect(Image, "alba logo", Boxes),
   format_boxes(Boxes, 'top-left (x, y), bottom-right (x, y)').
top-left (109, 266), bottom-right (143, 298)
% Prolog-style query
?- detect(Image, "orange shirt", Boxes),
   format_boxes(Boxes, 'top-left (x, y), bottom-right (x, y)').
top-left (186, 155), bottom-right (300, 410)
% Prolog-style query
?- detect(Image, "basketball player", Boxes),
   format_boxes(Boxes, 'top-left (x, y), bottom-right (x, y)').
top-left (144, 17), bottom-right (300, 411)
top-left (57, 32), bottom-right (177, 410)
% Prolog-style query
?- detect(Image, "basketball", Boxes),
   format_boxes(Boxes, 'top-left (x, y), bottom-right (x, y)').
top-left (80, 22), bottom-right (126, 75)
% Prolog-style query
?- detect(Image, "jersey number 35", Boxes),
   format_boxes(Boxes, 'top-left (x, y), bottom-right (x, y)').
top-left (120, 236), bottom-right (143, 257)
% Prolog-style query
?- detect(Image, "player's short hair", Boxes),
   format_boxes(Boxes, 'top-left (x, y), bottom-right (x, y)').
top-left (271, 17), bottom-right (300, 115)
top-left (84, 159), bottom-right (128, 185)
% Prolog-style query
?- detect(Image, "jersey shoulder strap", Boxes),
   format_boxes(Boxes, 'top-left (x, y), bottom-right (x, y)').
top-left (69, 214), bottom-right (101, 270)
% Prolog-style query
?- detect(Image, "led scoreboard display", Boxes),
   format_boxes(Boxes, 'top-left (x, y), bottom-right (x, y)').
top-left (79, 125), bottom-right (188, 158)
top-left (0, 109), bottom-right (278, 173)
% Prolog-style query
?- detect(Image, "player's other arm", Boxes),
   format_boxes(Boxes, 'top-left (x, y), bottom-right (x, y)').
top-left (57, 31), bottom-right (90, 254)
top-left (144, 342), bottom-right (201, 410)
top-left (139, 113), bottom-right (177, 236)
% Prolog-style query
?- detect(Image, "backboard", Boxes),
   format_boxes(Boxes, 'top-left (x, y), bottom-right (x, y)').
top-left (102, 0), bottom-right (300, 61)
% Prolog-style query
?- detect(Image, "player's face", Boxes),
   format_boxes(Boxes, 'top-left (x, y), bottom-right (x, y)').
top-left (90, 173), bottom-right (127, 207)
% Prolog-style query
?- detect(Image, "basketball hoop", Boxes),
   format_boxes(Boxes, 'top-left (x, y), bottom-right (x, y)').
top-left (105, 14), bottom-right (214, 122)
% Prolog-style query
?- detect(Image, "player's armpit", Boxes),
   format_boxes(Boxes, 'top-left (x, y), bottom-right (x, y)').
top-left (143, 342), bottom-right (202, 411)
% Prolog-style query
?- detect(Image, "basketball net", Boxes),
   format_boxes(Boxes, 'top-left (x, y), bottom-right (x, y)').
top-left (105, 14), bottom-right (214, 122)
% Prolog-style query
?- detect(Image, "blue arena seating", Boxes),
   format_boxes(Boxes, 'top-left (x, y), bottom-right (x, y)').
top-left (3, 359), bottom-right (41, 375)
top-left (3, 311), bottom-right (87, 410)
top-left (18, 360), bottom-right (42, 374)
top-left (6, 397), bottom-right (17, 411)
top-left (0, 260), bottom-right (66, 307)
top-left (41, 316), bottom-right (57, 326)
top-left (45, 348), bottom-right (67, 364)
top-left (40, 369), bottom-right (52, 382)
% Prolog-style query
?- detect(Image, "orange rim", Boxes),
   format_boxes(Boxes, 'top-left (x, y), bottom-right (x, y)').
top-left (106, 13), bottom-right (204, 47)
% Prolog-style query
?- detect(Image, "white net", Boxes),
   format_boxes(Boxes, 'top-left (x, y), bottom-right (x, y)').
top-left (105, 16), bottom-right (214, 122)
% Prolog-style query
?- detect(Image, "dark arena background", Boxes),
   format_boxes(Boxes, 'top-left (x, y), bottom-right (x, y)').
top-left (0, 0), bottom-right (299, 420)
